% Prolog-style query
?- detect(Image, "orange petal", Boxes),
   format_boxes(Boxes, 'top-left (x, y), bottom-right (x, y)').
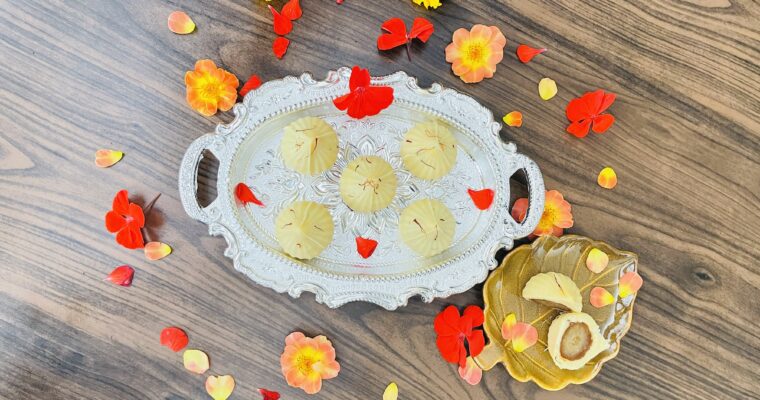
top-left (183, 349), bottom-right (210, 374)
top-left (500, 313), bottom-right (517, 340)
top-left (597, 167), bottom-right (618, 189)
top-left (458, 357), bottom-right (483, 385)
top-left (168, 11), bottom-right (195, 34)
top-left (503, 111), bottom-right (523, 127)
top-left (205, 375), bottom-right (235, 400)
top-left (538, 77), bottom-right (557, 100)
top-left (590, 287), bottom-right (615, 308)
top-left (144, 242), bottom-right (172, 260)
top-left (510, 322), bottom-right (538, 352)
top-left (586, 248), bottom-right (609, 273)
top-left (619, 271), bottom-right (643, 298)
top-left (383, 382), bottom-right (398, 400)
top-left (95, 149), bottom-right (123, 168)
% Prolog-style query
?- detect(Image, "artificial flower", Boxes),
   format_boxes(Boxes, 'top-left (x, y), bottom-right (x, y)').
top-left (445, 25), bottom-right (506, 83)
top-left (160, 326), bottom-right (189, 352)
top-left (516, 44), bottom-right (545, 63)
top-left (106, 265), bottom-right (134, 287)
top-left (377, 17), bottom-right (434, 60)
top-left (239, 74), bottom-right (262, 97)
top-left (95, 149), bottom-right (123, 168)
top-left (280, 332), bottom-right (340, 394)
top-left (185, 59), bottom-right (239, 117)
top-left (412, 0), bottom-right (441, 9)
top-left (167, 11), bottom-right (195, 34)
top-left (333, 66), bottom-right (394, 119)
top-left (434, 305), bottom-right (485, 367)
top-left (273, 36), bottom-right (289, 59)
top-left (105, 190), bottom-right (145, 249)
top-left (511, 189), bottom-right (573, 237)
top-left (565, 90), bottom-right (617, 137)
top-left (597, 166), bottom-right (617, 189)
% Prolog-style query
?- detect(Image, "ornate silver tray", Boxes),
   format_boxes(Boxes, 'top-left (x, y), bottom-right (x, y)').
top-left (179, 67), bottom-right (545, 310)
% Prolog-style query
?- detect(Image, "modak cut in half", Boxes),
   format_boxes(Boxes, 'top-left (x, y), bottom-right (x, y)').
top-left (280, 117), bottom-right (339, 175)
top-left (400, 120), bottom-right (457, 180)
top-left (547, 312), bottom-right (609, 371)
top-left (398, 199), bottom-right (455, 256)
top-left (275, 201), bottom-right (334, 260)
top-left (522, 272), bottom-right (583, 312)
top-left (339, 156), bottom-right (397, 212)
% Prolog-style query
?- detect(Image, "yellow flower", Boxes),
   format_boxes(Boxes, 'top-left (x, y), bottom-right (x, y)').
top-left (412, 0), bottom-right (442, 9)
top-left (280, 332), bottom-right (340, 394)
top-left (184, 59), bottom-right (239, 116)
top-left (445, 25), bottom-right (506, 83)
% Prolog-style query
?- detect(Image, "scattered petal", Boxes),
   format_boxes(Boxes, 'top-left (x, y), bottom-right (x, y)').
top-left (619, 271), bottom-right (643, 298)
top-left (458, 357), bottom-right (483, 385)
top-left (590, 287), bottom-right (615, 308)
top-left (355, 237), bottom-right (378, 259)
top-left (586, 248), bottom-right (609, 273)
top-left (273, 36), bottom-right (289, 59)
top-left (281, 0), bottom-right (302, 21)
top-left (538, 78), bottom-right (558, 100)
top-left (144, 241), bottom-right (172, 261)
top-left (412, 0), bottom-right (442, 9)
top-left (106, 265), bottom-right (134, 287)
top-left (500, 313), bottom-right (537, 352)
top-left (160, 327), bottom-right (189, 352)
top-left (516, 44), bottom-right (546, 63)
top-left (467, 188), bottom-right (494, 210)
top-left (235, 182), bottom-right (264, 206)
top-left (205, 375), bottom-right (235, 400)
top-left (183, 349), bottom-right (210, 374)
top-left (597, 167), bottom-right (618, 189)
top-left (239, 74), bottom-right (262, 97)
top-left (502, 111), bottom-right (522, 127)
top-left (383, 382), bottom-right (398, 400)
top-left (168, 11), bottom-right (195, 34)
top-left (95, 149), bottom-right (124, 168)
top-left (268, 5), bottom-right (292, 36)
top-left (259, 388), bottom-right (280, 400)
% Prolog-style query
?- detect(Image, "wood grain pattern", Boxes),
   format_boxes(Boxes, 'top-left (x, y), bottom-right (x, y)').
top-left (1, 0), bottom-right (758, 398)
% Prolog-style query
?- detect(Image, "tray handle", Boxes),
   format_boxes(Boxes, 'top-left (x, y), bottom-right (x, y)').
top-left (178, 134), bottom-right (223, 225)
top-left (506, 153), bottom-right (545, 239)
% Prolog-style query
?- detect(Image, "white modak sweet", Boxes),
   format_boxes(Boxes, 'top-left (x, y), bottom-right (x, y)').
top-left (280, 117), bottom-right (339, 175)
top-left (275, 201), bottom-right (334, 260)
top-left (398, 198), bottom-right (455, 256)
top-left (339, 156), bottom-right (398, 213)
top-left (400, 120), bottom-right (457, 180)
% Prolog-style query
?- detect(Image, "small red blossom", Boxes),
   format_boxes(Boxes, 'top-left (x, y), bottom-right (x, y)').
top-left (377, 17), bottom-right (434, 61)
top-left (105, 190), bottom-right (145, 249)
top-left (355, 237), bottom-right (378, 259)
top-left (565, 90), bottom-right (617, 137)
top-left (333, 66), bottom-right (394, 119)
top-left (240, 74), bottom-right (262, 97)
top-left (434, 305), bottom-right (485, 368)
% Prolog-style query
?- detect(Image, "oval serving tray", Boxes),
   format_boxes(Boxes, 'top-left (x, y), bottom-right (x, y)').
top-left (179, 67), bottom-right (545, 310)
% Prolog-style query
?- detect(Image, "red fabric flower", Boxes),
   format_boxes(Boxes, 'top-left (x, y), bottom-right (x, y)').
top-left (434, 305), bottom-right (485, 368)
top-left (565, 90), bottom-right (616, 137)
top-left (105, 190), bottom-right (145, 249)
top-left (333, 66), bottom-right (394, 119)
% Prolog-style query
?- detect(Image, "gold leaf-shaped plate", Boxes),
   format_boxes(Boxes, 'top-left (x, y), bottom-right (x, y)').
top-left (474, 235), bottom-right (639, 390)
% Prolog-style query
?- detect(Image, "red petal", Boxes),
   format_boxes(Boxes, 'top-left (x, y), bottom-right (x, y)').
top-left (377, 18), bottom-right (408, 50)
top-left (348, 65), bottom-right (370, 91)
top-left (466, 329), bottom-right (485, 358)
top-left (462, 305), bottom-right (484, 327)
top-left (106, 265), bottom-right (134, 286)
top-left (116, 226), bottom-right (144, 249)
top-left (272, 37), bottom-right (289, 59)
top-left (235, 182), bottom-right (264, 206)
top-left (239, 74), bottom-right (262, 97)
top-left (598, 92), bottom-right (616, 114)
top-left (583, 90), bottom-right (605, 115)
top-left (565, 97), bottom-right (591, 122)
top-left (259, 388), bottom-right (280, 400)
top-left (566, 119), bottom-right (592, 138)
top-left (467, 188), bottom-right (494, 210)
top-left (592, 114), bottom-right (615, 133)
top-left (160, 327), bottom-right (189, 352)
top-left (408, 17), bottom-right (434, 42)
top-left (350, 86), bottom-right (393, 119)
top-left (105, 211), bottom-right (126, 233)
top-left (355, 237), bottom-right (378, 259)
top-left (435, 335), bottom-right (462, 364)
top-left (332, 92), bottom-right (354, 111)
top-left (112, 190), bottom-right (130, 214)
top-left (128, 203), bottom-right (145, 228)
top-left (516, 44), bottom-right (546, 63)
top-left (268, 5), bottom-right (292, 36)
top-left (434, 305), bottom-right (461, 336)
top-left (281, 0), bottom-right (301, 21)
top-left (511, 198), bottom-right (528, 223)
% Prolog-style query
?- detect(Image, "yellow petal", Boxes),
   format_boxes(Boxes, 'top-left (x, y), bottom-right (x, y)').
top-left (598, 167), bottom-right (618, 189)
top-left (458, 357), bottom-right (483, 385)
top-left (510, 322), bottom-right (538, 353)
top-left (590, 287), bottom-right (615, 308)
top-left (183, 349), bottom-right (210, 374)
top-left (383, 382), bottom-right (398, 400)
top-left (619, 271), bottom-right (643, 298)
top-left (144, 242), bottom-right (172, 260)
top-left (502, 111), bottom-right (523, 127)
top-left (205, 375), bottom-right (235, 400)
top-left (586, 248), bottom-right (609, 273)
top-left (168, 11), bottom-right (195, 34)
top-left (538, 78), bottom-right (557, 100)
top-left (500, 313), bottom-right (517, 340)
top-left (95, 149), bottom-right (123, 168)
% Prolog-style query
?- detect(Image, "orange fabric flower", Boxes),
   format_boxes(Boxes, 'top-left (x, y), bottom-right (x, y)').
top-left (445, 25), bottom-right (506, 83)
top-left (511, 189), bottom-right (573, 237)
top-left (280, 332), bottom-right (340, 394)
top-left (185, 59), bottom-right (239, 116)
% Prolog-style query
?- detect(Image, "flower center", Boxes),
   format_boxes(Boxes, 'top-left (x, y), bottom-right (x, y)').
top-left (198, 75), bottom-right (223, 99)
top-left (295, 352), bottom-right (318, 376)
top-left (463, 40), bottom-right (489, 66)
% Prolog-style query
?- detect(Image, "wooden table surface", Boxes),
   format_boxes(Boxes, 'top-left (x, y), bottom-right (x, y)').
top-left (1, 1), bottom-right (759, 399)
